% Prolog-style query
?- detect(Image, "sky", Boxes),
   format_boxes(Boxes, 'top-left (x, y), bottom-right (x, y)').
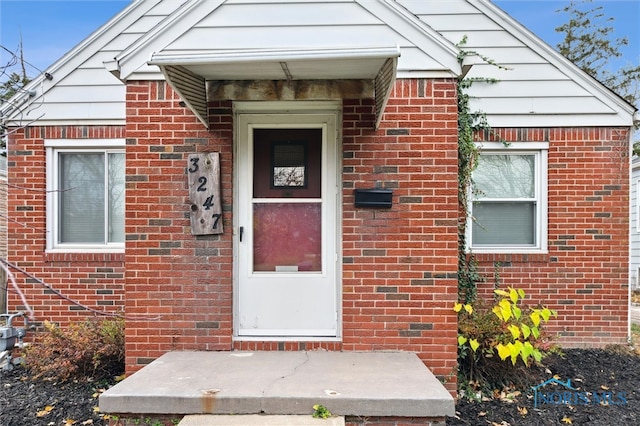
top-left (0, 0), bottom-right (638, 81)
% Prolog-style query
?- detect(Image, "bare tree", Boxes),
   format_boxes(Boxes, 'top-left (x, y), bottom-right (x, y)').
top-left (556, 0), bottom-right (639, 153)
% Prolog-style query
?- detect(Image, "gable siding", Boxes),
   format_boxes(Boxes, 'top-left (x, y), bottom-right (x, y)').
top-left (163, 1), bottom-right (448, 72)
top-left (6, 1), bottom-right (180, 125)
top-left (399, 0), bottom-right (631, 127)
top-left (4, 0), bottom-right (633, 128)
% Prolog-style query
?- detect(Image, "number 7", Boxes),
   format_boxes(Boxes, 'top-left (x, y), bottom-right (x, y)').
top-left (212, 214), bottom-right (221, 229)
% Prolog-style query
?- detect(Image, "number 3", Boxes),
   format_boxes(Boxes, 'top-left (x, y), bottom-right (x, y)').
top-left (188, 157), bottom-right (199, 173)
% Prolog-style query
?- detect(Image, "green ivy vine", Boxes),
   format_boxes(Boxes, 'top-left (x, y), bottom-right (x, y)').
top-left (456, 36), bottom-right (508, 304)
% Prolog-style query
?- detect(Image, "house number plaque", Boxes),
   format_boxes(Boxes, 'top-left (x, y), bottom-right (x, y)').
top-left (187, 152), bottom-right (223, 235)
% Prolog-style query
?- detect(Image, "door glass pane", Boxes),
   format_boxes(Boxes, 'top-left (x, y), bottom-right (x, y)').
top-left (253, 202), bottom-right (321, 272)
top-left (59, 153), bottom-right (105, 243)
top-left (253, 129), bottom-right (321, 198)
top-left (472, 201), bottom-right (535, 245)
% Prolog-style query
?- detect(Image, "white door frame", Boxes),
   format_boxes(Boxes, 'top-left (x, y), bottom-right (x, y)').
top-left (233, 101), bottom-right (342, 340)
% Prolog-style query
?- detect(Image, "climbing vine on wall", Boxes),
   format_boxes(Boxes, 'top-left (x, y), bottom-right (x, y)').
top-left (456, 36), bottom-right (508, 303)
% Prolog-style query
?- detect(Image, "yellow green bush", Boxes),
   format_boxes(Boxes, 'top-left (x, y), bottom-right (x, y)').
top-left (455, 287), bottom-right (558, 391)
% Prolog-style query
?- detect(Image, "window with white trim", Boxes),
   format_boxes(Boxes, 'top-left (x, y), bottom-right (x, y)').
top-left (46, 140), bottom-right (125, 251)
top-left (469, 142), bottom-right (547, 252)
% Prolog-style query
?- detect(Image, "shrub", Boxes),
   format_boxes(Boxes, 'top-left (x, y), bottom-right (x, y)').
top-left (455, 288), bottom-right (558, 392)
top-left (23, 317), bottom-right (125, 382)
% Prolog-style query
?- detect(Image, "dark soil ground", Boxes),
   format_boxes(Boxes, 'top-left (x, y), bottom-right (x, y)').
top-left (447, 345), bottom-right (640, 426)
top-left (1, 345), bottom-right (639, 426)
top-left (0, 364), bottom-right (116, 426)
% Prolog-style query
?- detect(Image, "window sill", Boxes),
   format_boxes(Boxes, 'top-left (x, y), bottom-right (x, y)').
top-left (470, 252), bottom-right (550, 264)
top-left (45, 250), bottom-right (125, 263)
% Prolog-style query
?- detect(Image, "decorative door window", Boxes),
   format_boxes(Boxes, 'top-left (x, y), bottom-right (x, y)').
top-left (272, 142), bottom-right (307, 188)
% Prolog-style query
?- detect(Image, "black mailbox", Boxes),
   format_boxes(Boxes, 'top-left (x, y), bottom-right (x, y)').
top-left (354, 188), bottom-right (393, 208)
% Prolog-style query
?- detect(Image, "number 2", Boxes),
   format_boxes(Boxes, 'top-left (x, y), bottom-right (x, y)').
top-left (197, 176), bottom-right (207, 192)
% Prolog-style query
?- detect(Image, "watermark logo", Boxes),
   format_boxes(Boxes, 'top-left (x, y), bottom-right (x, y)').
top-left (531, 377), bottom-right (627, 408)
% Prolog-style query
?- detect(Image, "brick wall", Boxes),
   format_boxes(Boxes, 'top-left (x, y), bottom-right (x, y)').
top-left (121, 79), bottom-right (460, 389)
top-left (472, 127), bottom-right (630, 347)
top-left (1, 162), bottom-right (6, 313)
top-left (340, 79), bottom-right (460, 390)
top-left (6, 77), bottom-right (629, 394)
top-left (6, 125), bottom-right (126, 323)
top-left (1, 163), bottom-right (7, 260)
top-left (123, 81), bottom-right (234, 370)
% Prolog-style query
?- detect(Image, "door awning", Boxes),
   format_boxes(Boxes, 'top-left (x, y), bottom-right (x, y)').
top-left (148, 46), bottom-right (400, 129)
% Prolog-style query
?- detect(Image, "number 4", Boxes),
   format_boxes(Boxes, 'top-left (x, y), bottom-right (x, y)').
top-left (203, 195), bottom-right (214, 210)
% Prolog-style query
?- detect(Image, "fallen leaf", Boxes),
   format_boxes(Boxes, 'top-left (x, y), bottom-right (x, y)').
top-left (562, 416), bottom-right (573, 424)
top-left (478, 411), bottom-right (487, 417)
top-left (601, 385), bottom-right (610, 390)
top-left (36, 405), bottom-right (54, 417)
top-left (81, 420), bottom-right (94, 425)
top-left (518, 406), bottom-right (528, 416)
top-left (503, 390), bottom-right (521, 401)
top-left (93, 406), bottom-right (100, 413)
top-left (63, 419), bottom-right (76, 426)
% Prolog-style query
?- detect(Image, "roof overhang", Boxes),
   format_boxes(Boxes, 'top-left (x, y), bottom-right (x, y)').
top-left (148, 46), bottom-right (401, 129)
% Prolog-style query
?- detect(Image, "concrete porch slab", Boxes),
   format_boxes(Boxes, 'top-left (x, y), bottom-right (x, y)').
top-left (99, 351), bottom-right (454, 418)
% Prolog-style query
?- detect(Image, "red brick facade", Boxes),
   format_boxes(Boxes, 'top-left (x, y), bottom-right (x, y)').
top-left (7, 126), bottom-right (126, 322)
top-left (6, 78), bottom-right (629, 395)
top-left (1, 166), bottom-right (6, 260)
top-left (473, 127), bottom-right (630, 347)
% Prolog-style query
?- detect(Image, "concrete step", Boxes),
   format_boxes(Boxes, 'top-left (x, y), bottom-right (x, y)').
top-left (100, 351), bottom-right (454, 419)
top-left (178, 414), bottom-right (345, 425)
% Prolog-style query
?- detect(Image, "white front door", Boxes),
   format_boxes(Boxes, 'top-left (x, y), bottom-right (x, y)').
top-left (235, 112), bottom-right (339, 337)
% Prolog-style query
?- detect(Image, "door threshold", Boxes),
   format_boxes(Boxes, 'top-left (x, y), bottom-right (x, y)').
top-left (234, 336), bottom-right (341, 342)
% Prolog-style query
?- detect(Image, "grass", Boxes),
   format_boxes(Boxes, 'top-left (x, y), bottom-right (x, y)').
top-left (631, 323), bottom-right (640, 355)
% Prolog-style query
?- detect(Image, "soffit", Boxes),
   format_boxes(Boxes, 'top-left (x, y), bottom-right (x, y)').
top-left (149, 46), bottom-right (400, 129)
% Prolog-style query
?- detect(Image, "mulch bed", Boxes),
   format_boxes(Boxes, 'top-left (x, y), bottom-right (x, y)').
top-left (448, 346), bottom-right (640, 425)
top-left (1, 347), bottom-right (639, 426)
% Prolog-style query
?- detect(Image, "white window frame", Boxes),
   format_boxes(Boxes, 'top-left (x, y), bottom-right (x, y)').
top-left (46, 139), bottom-right (125, 253)
top-left (468, 142), bottom-right (548, 254)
